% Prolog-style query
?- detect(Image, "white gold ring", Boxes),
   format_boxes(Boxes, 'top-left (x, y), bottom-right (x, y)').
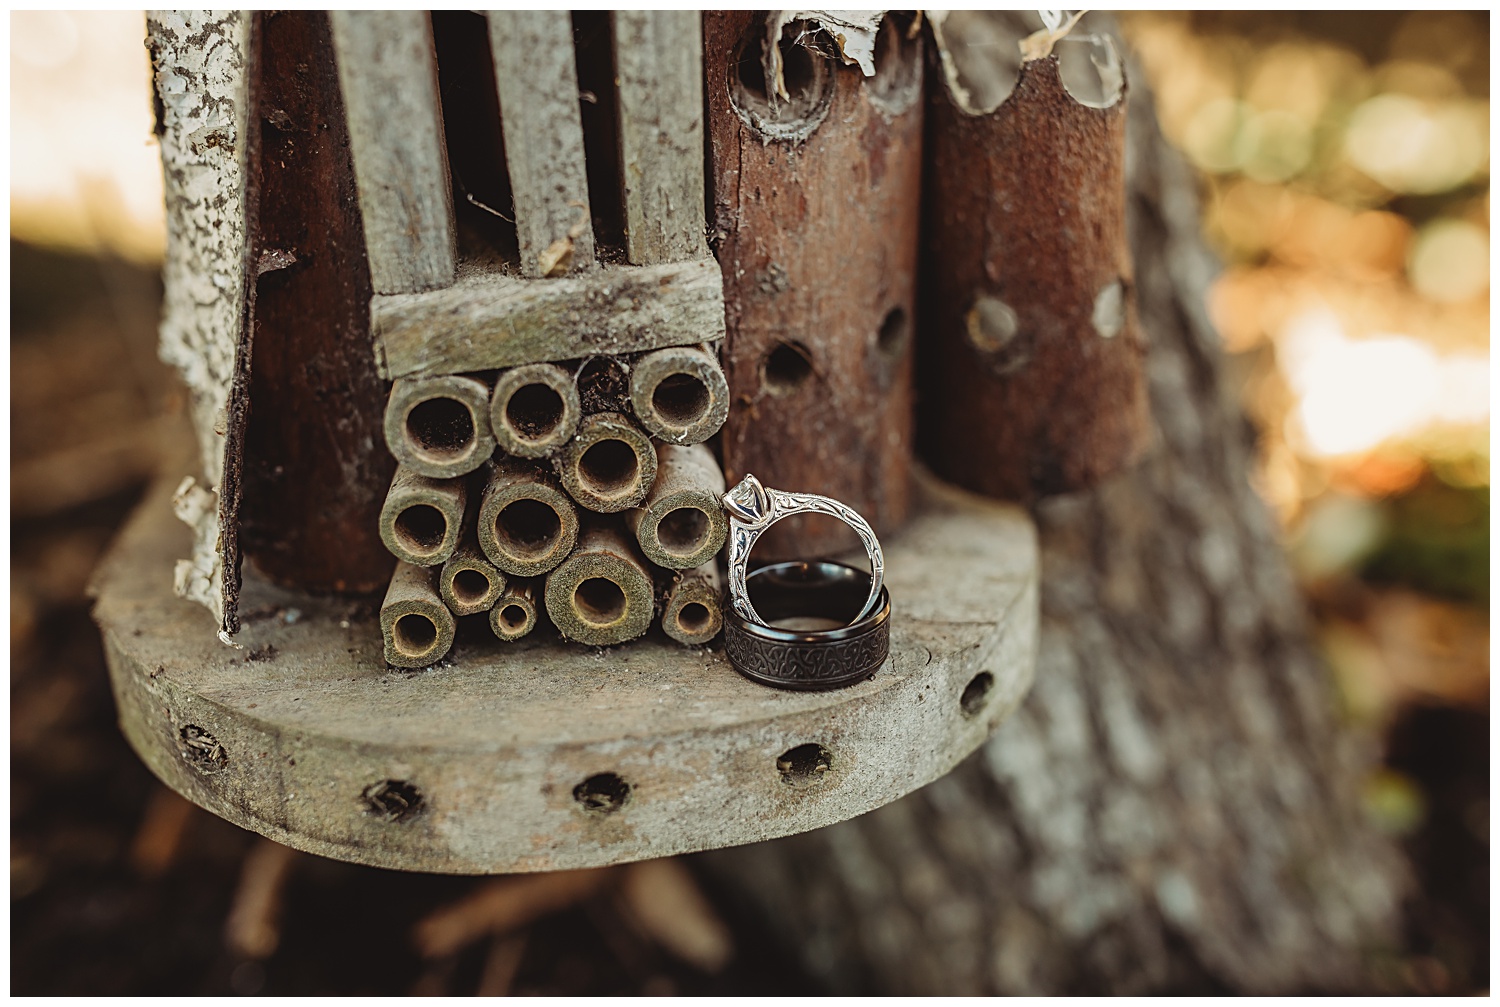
top-left (721, 474), bottom-right (885, 628)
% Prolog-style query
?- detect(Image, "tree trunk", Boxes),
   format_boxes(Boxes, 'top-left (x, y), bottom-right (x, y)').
top-left (699, 67), bottom-right (1409, 996)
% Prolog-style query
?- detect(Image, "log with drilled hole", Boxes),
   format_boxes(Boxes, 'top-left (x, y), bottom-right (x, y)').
top-left (705, 10), bottom-right (922, 559)
top-left (917, 14), bottom-right (1149, 501)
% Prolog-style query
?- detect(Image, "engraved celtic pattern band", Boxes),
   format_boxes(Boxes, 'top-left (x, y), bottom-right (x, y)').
top-left (721, 474), bottom-right (885, 628)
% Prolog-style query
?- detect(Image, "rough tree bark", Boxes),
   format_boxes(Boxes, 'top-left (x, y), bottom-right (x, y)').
top-left (700, 65), bottom-right (1409, 995)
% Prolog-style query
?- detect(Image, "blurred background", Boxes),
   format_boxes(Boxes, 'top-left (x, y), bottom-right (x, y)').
top-left (10, 10), bottom-right (1488, 994)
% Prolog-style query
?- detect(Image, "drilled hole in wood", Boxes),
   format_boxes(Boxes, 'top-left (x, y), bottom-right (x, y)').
top-left (731, 19), bottom-right (832, 135)
top-left (877, 306), bottom-right (909, 357)
top-left (496, 498), bottom-right (562, 559)
top-left (452, 569), bottom-right (491, 605)
top-left (961, 671), bottom-right (995, 717)
top-left (762, 341), bottom-right (813, 394)
top-left (394, 504), bottom-right (447, 555)
top-left (676, 602), bottom-right (713, 636)
top-left (394, 613), bottom-right (438, 656)
top-left (180, 724), bottom-right (227, 773)
top-left (657, 506), bottom-right (712, 556)
top-left (574, 577), bottom-right (626, 626)
top-left (651, 372), bottom-right (711, 426)
top-left (578, 438), bottom-right (639, 496)
top-left (573, 772), bottom-right (630, 814)
top-left (406, 396), bottom-right (476, 459)
top-left (506, 382), bottom-right (566, 439)
top-left (363, 779), bottom-right (424, 822)
top-left (777, 743), bottom-right (833, 786)
top-left (498, 604), bottom-right (529, 632)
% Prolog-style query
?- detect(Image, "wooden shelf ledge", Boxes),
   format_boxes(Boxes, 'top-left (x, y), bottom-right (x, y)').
top-left (372, 257), bottom-right (726, 380)
top-left (94, 473), bottom-right (1037, 875)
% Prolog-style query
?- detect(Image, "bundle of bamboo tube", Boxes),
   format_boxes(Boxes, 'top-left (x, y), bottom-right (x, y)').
top-left (377, 347), bottom-right (732, 668)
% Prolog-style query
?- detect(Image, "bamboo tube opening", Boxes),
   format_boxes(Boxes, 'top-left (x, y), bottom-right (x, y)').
top-left (495, 498), bottom-right (564, 560)
top-left (497, 603), bottom-right (530, 632)
top-left (393, 613), bottom-right (439, 657)
top-left (656, 506), bottom-right (713, 557)
top-left (507, 383), bottom-right (566, 439)
top-left (574, 577), bottom-right (627, 626)
top-left (651, 372), bottom-right (712, 427)
top-left (676, 601), bottom-right (713, 636)
top-left (761, 341), bottom-right (813, 395)
top-left (578, 439), bottom-right (640, 497)
top-left (393, 504), bottom-right (449, 557)
top-left (451, 569), bottom-right (492, 606)
top-left (406, 396), bottom-right (477, 460)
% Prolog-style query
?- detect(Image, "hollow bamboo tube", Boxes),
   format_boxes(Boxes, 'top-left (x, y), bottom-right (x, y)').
top-left (557, 411), bottom-right (658, 514)
top-left (378, 465), bottom-right (467, 567)
top-left (918, 18), bottom-right (1148, 500)
top-left (705, 12), bottom-right (921, 559)
top-left (629, 343), bottom-right (730, 445)
top-left (575, 355), bottom-right (632, 415)
top-left (543, 521), bottom-right (655, 646)
top-left (489, 580), bottom-right (539, 642)
top-left (383, 375), bottom-right (496, 479)
top-left (380, 562), bottom-right (457, 668)
top-left (477, 457), bottom-right (580, 577)
top-left (439, 528), bottom-right (507, 617)
top-left (626, 443), bottom-right (727, 570)
top-left (661, 563), bottom-right (723, 646)
top-left (489, 362), bottom-right (582, 458)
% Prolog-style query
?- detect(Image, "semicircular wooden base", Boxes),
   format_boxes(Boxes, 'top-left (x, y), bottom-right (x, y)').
top-left (95, 474), bottom-right (1037, 875)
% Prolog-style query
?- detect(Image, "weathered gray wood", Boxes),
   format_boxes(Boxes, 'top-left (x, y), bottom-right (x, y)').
top-left (96, 471), bottom-right (1037, 873)
top-left (329, 11), bottom-right (456, 294)
top-left (612, 11), bottom-right (708, 264)
top-left (372, 258), bottom-right (726, 379)
top-left (488, 10), bottom-right (596, 277)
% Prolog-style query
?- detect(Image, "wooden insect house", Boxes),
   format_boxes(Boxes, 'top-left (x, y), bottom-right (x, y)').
top-left (96, 10), bottom-right (1146, 874)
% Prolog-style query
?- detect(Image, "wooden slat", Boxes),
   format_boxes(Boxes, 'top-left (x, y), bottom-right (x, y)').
top-left (371, 259), bottom-right (726, 379)
top-left (612, 11), bottom-right (708, 265)
top-left (329, 11), bottom-right (456, 294)
top-left (488, 10), bottom-right (596, 277)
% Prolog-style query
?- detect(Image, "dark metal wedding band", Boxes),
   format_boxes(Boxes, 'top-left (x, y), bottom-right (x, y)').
top-left (724, 561), bottom-right (891, 691)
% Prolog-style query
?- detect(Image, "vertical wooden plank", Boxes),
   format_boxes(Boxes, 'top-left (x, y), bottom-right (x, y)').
top-left (488, 10), bottom-right (596, 277)
top-left (239, 11), bottom-right (396, 596)
top-left (613, 11), bottom-right (708, 265)
top-left (329, 11), bottom-right (456, 294)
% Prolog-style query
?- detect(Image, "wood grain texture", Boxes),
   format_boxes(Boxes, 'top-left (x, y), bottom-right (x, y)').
top-left (489, 10), bottom-right (596, 277)
top-left (372, 257), bottom-right (725, 379)
top-left (613, 11), bottom-right (709, 264)
top-left (97, 470), bottom-right (1037, 873)
top-left (329, 11), bottom-right (456, 294)
top-left (707, 12), bottom-right (922, 559)
top-left (239, 12), bottom-right (395, 595)
top-left (918, 50), bottom-right (1149, 501)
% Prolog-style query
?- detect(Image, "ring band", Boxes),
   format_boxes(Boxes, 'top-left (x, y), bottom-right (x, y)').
top-left (721, 474), bottom-right (884, 628)
top-left (723, 561), bottom-right (891, 691)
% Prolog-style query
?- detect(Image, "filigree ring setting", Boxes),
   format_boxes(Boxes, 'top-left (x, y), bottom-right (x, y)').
top-left (721, 474), bottom-right (885, 629)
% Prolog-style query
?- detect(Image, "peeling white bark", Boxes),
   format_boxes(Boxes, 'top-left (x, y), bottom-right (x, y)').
top-left (148, 10), bottom-right (252, 629)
